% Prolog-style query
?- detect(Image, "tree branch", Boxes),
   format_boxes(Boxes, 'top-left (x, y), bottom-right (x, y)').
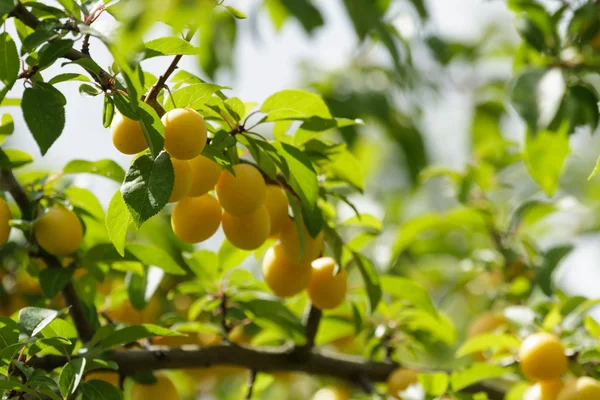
top-left (292, 305), bottom-right (322, 361)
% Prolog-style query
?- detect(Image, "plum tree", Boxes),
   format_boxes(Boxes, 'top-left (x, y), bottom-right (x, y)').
top-left (519, 333), bottom-right (567, 382)
top-left (188, 155), bottom-right (222, 196)
top-left (110, 113), bottom-right (148, 155)
top-left (168, 159), bottom-right (192, 203)
top-left (215, 163), bottom-right (266, 216)
top-left (262, 243), bottom-right (312, 297)
top-left (161, 108), bottom-right (207, 160)
top-left (34, 206), bottom-right (83, 256)
top-left (307, 257), bottom-right (347, 310)
top-left (221, 205), bottom-right (271, 250)
top-left (171, 195), bottom-right (221, 243)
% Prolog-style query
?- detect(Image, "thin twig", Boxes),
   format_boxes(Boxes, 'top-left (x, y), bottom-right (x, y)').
top-left (246, 370), bottom-right (257, 399)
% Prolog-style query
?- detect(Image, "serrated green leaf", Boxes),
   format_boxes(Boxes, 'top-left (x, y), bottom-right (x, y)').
top-left (0, 148), bottom-right (33, 169)
top-left (22, 20), bottom-right (60, 54)
top-left (144, 37), bottom-right (199, 58)
top-left (19, 307), bottom-right (65, 337)
top-left (41, 318), bottom-right (77, 355)
top-left (121, 152), bottom-right (174, 228)
top-left (38, 39), bottom-right (74, 69)
top-left (101, 324), bottom-right (182, 348)
top-left (260, 89), bottom-right (332, 122)
top-left (273, 142), bottom-right (319, 211)
top-left (59, 358), bottom-right (86, 398)
top-left (22, 84), bottom-right (65, 155)
top-left (39, 267), bottom-right (75, 298)
top-left (63, 159), bottom-right (126, 182)
top-left (106, 191), bottom-right (132, 256)
top-left (0, 33), bottom-right (19, 88)
top-left (48, 73), bottom-right (90, 84)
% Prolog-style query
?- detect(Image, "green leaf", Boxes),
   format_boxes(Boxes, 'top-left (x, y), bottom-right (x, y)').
top-left (41, 318), bottom-right (77, 355)
top-left (101, 324), bottom-right (182, 348)
top-left (0, 0), bottom-right (15, 15)
top-left (22, 84), bottom-right (66, 155)
top-left (524, 127), bottom-right (569, 196)
top-left (79, 380), bottom-right (123, 400)
top-left (103, 95), bottom-right (115, 128)
top-left (66, 186), bottom-right (104, 220)
top-left (165, 83), bottom-right (227, 112)
top-left (260, 89), bottom-right (332, 122)
top-left (121, 152), bottom-right (174, 228)
top-left (351, 253), bottom-right (381, 314)
top-left (38, 39), bottom-right (74, 69)
top-left (225, 5), bottom-right (247, 19)
top-left (232, 292), bottom-right (306, 343)
top-left (0, 148), bottom-right (33, 169)
top-left (0, 113), bottom-right (14, 143)
top-left (456, 334), bottom-right (520, 358)
top-left (22, 20), bottom-right (60, 54)
top-left (56, 0), bottom-right (80, 17)
top-left (39, 268), bottom-right (75, 298)
top-left (419, 372), bottom-right (449, 397)
top-left (106, 191), bottom-right (132, 256)
top-left (63, 159), bottom-right (126, 182)
top-left (218, 239), bottom-right (250, 272)
top-left (325, 150), bottom-right (364, 191)
top-left (342, 214), bottom-right (382, 232)
top-left (186, 250), bottom-right (219, 280)
top-left (126, 243), bottom-right (185, 275)
top-left (144, 37), bottom-right (199, 58)
top-left (59, 358), bottom-right (86, 398)
top-left (0, 318), bottom-right (19, 350)
top-left (450, 363), bottom-right (507, 391)
top-left (273, 142), bottom-right (319, 211)
top-left (535, 245), bottom-right (573, 296)
top-left (0, 33), bottom-right (19, 88)
top-left (381, 275), bottom-right (438, 317)
top-left (279, 0), bottom-right (324, 33)
top-left (135, 102), bottom-right (165, 159)
top-left (19, 307), bottom-right (64, 337)
top-left (48, 73), bottom-right (90, 84)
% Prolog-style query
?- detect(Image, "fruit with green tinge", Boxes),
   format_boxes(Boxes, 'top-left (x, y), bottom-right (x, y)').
top-left (161, 108), bottom-right (207, 160)
top-left (171, 195), bottom-right (221, 243)
top-left (216, 164), bottom-right (266, 216)
top-left (222, 206), bottom-right (270, 250)
top-left (262, 243), bottom-right (312, 298)
top-left (34, 206), bottom-right (83, 256)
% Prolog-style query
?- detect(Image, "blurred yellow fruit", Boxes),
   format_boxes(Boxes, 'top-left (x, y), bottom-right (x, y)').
top-left (519, 333), bottom-right (567, 382)
top-left (0, 198), bottom-right (11, 246)
top-left (188, 155), bottom-right (221, 196)
top-left (131, 375), bottom-right (178, 400)
top-left (525, 381), bottom-right (563, 400)
top-left (264, 185), bottom-right (289, 236)
top-left (111, 113), bottom-right (148, 155)
top-left (312, 386), bottom-right (349, 400)
top-left (216, 164), bottom-right (266, 217)
top-left (162, 108), bottom-right (207, 160)
top-left (467, 312), bottom-right (507, 337)
top-left (168, 159), bottom-right (192, 203)
top-left (85, 371), bottom-right (120, 387)
top-left (279, 219), bottom-right (323, 264)
top-left (34, 206), bottom-right (83, 256)
top-left (557, 377), bottom-right (600, 400)
top-left (171, 195), bottom-right (221, 243)
top-left (262, 244), bottom-right (312, 298)
top-left (105, 296), bottom-right (160, 325)
top-left (387, 368), bottom-right (419, 399)
top-left (307, 257), bottom-right (347, 310)
top-left (222, 206), bottom-right (270, 250)
top-left (198, 332), bottom-right (221, 346)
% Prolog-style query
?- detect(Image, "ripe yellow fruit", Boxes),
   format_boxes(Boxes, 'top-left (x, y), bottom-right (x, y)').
top-left (110, 113), bottom-right (148, 155)
top-left (307, 257), bottom-right (347, 310)
top-left (222, 206), bottom-right (270, 250)
top-left (105, 296), bottom-right (161, 325)
top-left (131, 375), bottom-right (178, 400)
top-left (312, 386), bottom-right (350, 400)
top-left (387, 368), bottom-right (419, 399)
top-left (161, 108), bottom-right (207, 160)
top-left (216, 164), bottom-right (266, 217)
top-left (34, 206), bottom-right (83, 256)
top-left (0, 198), bottom-right (11, 246)
top-left (188, 155), bottom-right (222, 196)
top-left (557, 377), bottom-right (600, 400)
top-left (519, 333), bottom-right (567, 382)
top-left (525, 381), bottom-right (563, 400)
top-left (171, 195), bottom-right (221, 243)
top-left (467, 312), bottom-right (507, 337)
top-left (279, 219), bottom-right (323, 264)
top-left (264, 185), bottom-right (289, 236)
top-left (168, 159), bottom-right (192, 203)
top-left (262, 244), bottom-right (312, 298)
top-left (85, 371), bottom-right (120, 386)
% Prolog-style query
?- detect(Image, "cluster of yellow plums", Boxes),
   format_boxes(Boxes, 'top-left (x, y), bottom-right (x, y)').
top-left (111, 108), bottom-right (348, 309)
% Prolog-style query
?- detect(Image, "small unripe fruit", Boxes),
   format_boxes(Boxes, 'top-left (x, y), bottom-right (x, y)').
top-left (387, 368), bottom-right (418, 399)
top-left (525, 381), bottom-right (563, 400)
top-left (557, 377), bottom-right (600, 400)
top-left (171, 195), bottom-right (221, 243)
top-left (519, 333), bottom-right (567, 382)
top-left (84, 371), bottom-right (120, 386)
top-left (131, 375), bottom-right (178, 400)
top-left (312, 386), bottom-right (349, 400)
top-left (111, 113), bottom-right (148, 155)
top-left (161, 108), bottom-right (207, 160)
top-left (307, 257), bottom-right (347, 310)
top-left (279, 219), bottom-right (323, 264)
top-left (216, 164), bottom-right (266, 216)
top-left (188, 155), bottom-right (221, 196)
top-left (0, 198), bottom-right (11, 246)
top-left (264, 185), bottom-right (288, 235)
top-left (262, 244), bottom-right (312, 298)
top-left (222, 206), bottom-right (270, 250)
top-left (168, 159), bottom-right (192, 203)
top-left (34, 206), bottom-right (83, 256)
